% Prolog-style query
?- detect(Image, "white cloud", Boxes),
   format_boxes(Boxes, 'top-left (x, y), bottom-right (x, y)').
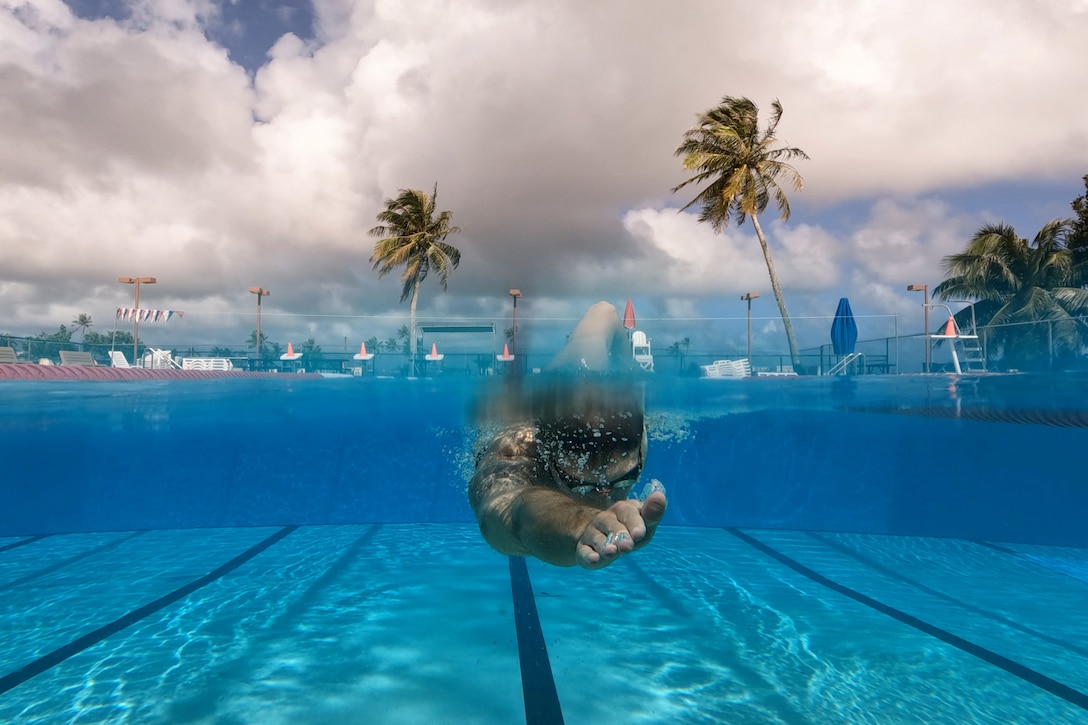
top-left (1, 0), bottom-right (1086, 350)
top-left (846, 198), bottom-right (985, 287)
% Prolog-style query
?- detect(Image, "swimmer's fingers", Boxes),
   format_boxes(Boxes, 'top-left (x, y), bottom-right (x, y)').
top-left (577, 493), bottom-right (668, 569)
top-left (576, 512), bottom-right (628, 569)
top-left (641, 491), bottom-right (667, 528)
top-left (613, 493), bottom-right (667, 549)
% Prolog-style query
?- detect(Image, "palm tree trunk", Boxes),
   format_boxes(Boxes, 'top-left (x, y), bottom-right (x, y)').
top-left (750, 214), bottom-right (802, 372)
top-left (409, 284), bottom-right (420, 374)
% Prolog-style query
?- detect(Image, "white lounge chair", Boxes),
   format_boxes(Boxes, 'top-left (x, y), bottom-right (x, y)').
top-left (108, 350), bottom-right (131, 368)
top-left (701, 359), bottom-right (750, 378)
top-left (59, 350), bottom-right (96, 366)
top-left (631, 331), bottom-right (654, 372)
top-left (0, 346), bottom-right (18, 364)
top-left (182, 358), bottom-right (234, 371)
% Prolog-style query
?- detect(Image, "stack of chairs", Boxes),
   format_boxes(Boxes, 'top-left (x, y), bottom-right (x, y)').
top-left (701, 359), bottom-right (751, 378)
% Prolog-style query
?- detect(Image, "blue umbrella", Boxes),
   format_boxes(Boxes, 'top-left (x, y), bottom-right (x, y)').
top-left (830, 297), bottom-right (858, 355)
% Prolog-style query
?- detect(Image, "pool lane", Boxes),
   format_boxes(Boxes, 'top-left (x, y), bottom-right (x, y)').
top-left (989, 541), bottom-right (1088, 585)
top-left (532, 527), bottom-right (1088, 724)
top-left (746, 530), bottom-right (1088, 707)
top-left (0, 524), bottom-right (523, 725)
top-left (0, 527), bottom-right (283, 692)
top-left (5, 525), bottom-right (1088, 724)
top-left (0, 533), bottom-right (122, 586)
top-left (0, 535), bottom-right (52, 554)
top-left (0, 531), bottom-right (146, 592)
top-left (0, 527), bottom-right (296, 700)
top-left (810, 533), bottom-right (1088, 659)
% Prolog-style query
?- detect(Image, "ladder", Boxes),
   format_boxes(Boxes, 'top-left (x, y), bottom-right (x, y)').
top-left (827, 352), bottom-right (865, 376)
top-left (957, 336), bottom-right (986, 372)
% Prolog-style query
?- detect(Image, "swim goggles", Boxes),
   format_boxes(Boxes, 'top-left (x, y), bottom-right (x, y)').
top-left (550, 444), bottom-right (644, 496)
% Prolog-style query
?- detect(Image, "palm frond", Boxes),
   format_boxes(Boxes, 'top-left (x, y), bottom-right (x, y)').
top-left (938, 218), bottom-right (1087, 364)
top-left (369, 182), bottom-right (462, 303)
top-left (673, 95), bottom-right (806, 230)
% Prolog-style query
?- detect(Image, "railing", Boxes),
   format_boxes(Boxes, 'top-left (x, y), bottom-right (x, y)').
top-left (826, 352), bottom-right (865, 376)
top-left (4, 311), bottom-right (1086, 376)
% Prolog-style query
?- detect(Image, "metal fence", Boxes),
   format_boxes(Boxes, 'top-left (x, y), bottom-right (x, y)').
top-left (4, 312), bottom-right (1083, 376)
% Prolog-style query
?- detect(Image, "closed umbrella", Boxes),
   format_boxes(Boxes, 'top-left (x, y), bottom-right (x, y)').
top-left (623, 298), bottom-right (636, 330)
top-left (830, 297), bottom-right (858, 356)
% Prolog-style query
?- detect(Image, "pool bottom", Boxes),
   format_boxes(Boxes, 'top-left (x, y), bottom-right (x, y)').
top-left (1, 525), bottom-right (1087, 724)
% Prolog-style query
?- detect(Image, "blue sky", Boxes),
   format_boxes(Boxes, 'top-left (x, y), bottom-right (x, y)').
top-left (1, 0), bottom-right (1086, 365)
top-left (65, 0), bottom-right (317, 71)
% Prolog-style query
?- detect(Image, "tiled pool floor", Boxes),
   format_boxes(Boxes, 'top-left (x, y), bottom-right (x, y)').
top-left (2, 525), bottom-right (1087, 724)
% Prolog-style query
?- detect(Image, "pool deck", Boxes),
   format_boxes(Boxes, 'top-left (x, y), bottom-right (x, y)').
top-left (0, 363), bottom-right (323, 381)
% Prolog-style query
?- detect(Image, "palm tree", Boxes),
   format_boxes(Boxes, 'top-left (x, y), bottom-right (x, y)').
top-left (667, 337), bottom-right (692, 371)
top-left (673, 96), bottom-right (808, 372)
top-left (369, 184), bottom-right (462, 367)
top-left (247, 329), bottom-right (267, 352)
top-left (934, 220), bottom-right (1088, 369)
top-left (300, 338), bottom-right (323, 370)
top-left (72, 313), bottom-right (93, 350)
top-left (1069, 174), bottom-right (1088, 268)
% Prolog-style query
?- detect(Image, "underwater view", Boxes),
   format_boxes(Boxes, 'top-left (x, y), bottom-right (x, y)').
top-left (2, 374), bottom-right (1087, 723)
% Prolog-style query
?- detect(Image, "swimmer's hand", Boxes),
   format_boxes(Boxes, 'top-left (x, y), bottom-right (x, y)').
top-left (575, 490), bottom-right (667, 570)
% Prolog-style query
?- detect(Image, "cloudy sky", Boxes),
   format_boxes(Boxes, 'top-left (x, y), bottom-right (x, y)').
top-left (1, 0), bottom-right (1086, 360)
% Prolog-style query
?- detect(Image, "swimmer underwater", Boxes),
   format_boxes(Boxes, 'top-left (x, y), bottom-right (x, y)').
top-left (468, 302), bottom-right (668, 569)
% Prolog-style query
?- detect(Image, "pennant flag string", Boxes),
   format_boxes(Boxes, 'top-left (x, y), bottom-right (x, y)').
top-left (116, 307), bottom-right (185, 321)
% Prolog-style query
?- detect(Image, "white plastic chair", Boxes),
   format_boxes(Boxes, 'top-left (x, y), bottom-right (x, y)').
top-left (631, 331), bottom-right (654, 372)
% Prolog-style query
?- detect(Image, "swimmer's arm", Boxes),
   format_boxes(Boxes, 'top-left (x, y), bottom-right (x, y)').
top-left (468, 428), bottom-right (599, 567)
top-left (472, 479), bottom-right (665, 568)
top-left (468, 426), bottom-right (664, 568)
top-left (473, 482), bottom-right (600, 567)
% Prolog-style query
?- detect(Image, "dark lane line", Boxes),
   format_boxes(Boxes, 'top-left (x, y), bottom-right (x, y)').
top-left (268, 525), bottom-right (381, 632)
top-left (508, 556), bottom-right (564, 725)
top-left (807, 532), bottom-right (1088, 661)
top-left (1, 532), bottom-right (148, 592)
top-left (837, 405), bottom-right (1088, 429)
top-left (0, 535), bottom-right (51, 554)
top-left (625, 559), bottom-right (811, 725)
top-left (975, 540), bottom-right (1088, 586)
top-left (975, 541), bottom-right (1018, 555)
top-left (0, 526), bottom-right (298, 697)
top-left (728, 528), bottom-right (1088, 712)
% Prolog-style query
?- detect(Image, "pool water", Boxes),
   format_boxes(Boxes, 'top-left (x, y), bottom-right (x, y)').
top-left (2, 375), bottom-right (1088, 723)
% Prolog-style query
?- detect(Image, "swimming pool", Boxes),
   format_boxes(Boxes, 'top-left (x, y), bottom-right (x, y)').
top-left (1, 374), bottom-right (1087, 722)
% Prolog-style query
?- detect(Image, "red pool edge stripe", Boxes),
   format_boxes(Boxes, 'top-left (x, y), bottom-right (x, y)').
top-left (0, 364), bottom-right (322, 381)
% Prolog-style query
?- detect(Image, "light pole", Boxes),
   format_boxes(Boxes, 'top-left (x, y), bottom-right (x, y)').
top-left (509, 289), bottom-right (522, 355)
top-left (118, 276), bottom-right (156, 365)
top-left (249, 287), bottom-right (270, 369)
top-left (907, 284), bottom-right (930, 373)
top-left (741, 291), bottom-right (760, 370)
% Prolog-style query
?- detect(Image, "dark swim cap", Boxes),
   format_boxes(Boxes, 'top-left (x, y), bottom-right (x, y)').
top-left (533, 380), bottom-right (645, 490)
